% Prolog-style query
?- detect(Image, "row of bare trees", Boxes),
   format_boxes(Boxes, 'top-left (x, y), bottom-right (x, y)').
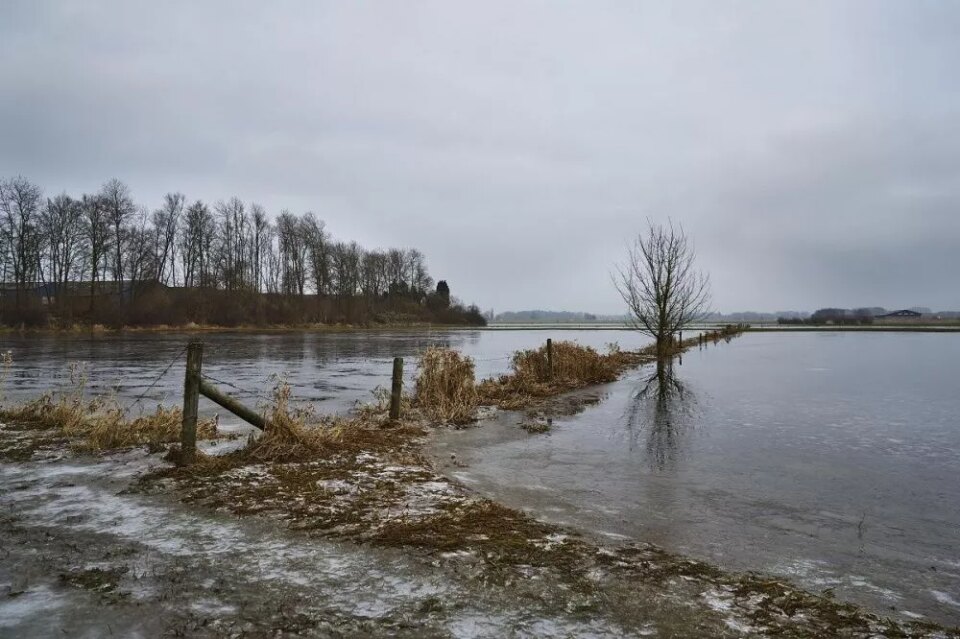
top-left (0, 176), bottom-right (478, 327)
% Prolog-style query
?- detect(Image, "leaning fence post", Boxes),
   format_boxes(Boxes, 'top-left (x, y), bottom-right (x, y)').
top-left (181, 342), bottom-right (203, 465)
top-left (546, 338), bottom-right (554, 381)
top-left (389, 357), bottom-right (403, 421)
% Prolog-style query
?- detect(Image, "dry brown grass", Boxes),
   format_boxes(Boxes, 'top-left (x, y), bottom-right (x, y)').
top-left (89, 405), bottom-right (218, 450)
top-left (413, 347), bottom-right (478, 424)
top-left (0, 393), bottom-right (218, 451)
top-left (355, 386), bottom-right (414, 421)
top-left (478, 341), bottom-right (650, 409)
top-left (238, 382), bottom-right (348, 463)
top-left (0, 360), bottom-right (217, 451)
top-left (217, 382), bottom-right (426, 465)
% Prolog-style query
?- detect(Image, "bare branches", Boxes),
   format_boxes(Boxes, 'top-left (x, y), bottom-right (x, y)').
top-left (0, 176), bottom-right (44, 304)
top-left (0, 174), bottom-right (480, 327)
top-left (614, 219), bottom-right (711, 353)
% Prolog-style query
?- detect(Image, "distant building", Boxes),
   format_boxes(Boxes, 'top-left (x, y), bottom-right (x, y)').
top-left (878, 309), bottom-right (922, 319)
top-left (0, 280), bottom-right (165, 304)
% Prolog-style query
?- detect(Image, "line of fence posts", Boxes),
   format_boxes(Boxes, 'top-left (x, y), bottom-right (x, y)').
top-left (180, 327), bottom-right (754, 465)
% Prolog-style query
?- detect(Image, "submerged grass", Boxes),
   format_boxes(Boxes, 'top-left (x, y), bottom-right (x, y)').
top-left (0, 361), bottom-right (217, 453)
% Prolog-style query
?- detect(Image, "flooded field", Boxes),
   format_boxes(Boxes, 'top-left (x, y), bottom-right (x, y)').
top-left (433, 332), bottom-right (960, 626)
top-left (0, 329), bottom-right (650, 426)
top-left (1, 328), bottom-right (958, 635)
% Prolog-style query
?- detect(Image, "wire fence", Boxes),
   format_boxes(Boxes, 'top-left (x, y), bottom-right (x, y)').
top-left (128, 345), bottom-right (187, 410)
top-left (81, 344), bottom-right (527, 417)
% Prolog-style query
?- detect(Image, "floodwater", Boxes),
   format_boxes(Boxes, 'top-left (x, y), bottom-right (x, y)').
top-left (2, 329), bottom-right (958, 628)
top-left (434, 331), bottom-right (960, 626)
top-left (0, 329), bottom-right (648, 429)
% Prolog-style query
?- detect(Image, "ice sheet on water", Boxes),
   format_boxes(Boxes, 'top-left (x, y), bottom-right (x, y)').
top-left (0, 587), bottom-right (69, 630)
top-left (931, 590), bottom-right (960, 609)
top-left (4, 454), bottom-right (676, 636)
top-left (1, 458), bottom-right (457, 621)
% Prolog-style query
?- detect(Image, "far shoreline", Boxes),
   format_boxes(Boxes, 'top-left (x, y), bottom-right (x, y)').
top-left (1, 321), bottom-right (959, 337)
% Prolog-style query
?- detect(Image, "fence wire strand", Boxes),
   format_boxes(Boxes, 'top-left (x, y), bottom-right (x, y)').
top-left (126, 346), bottom-right (514, 415)
top-left (129, 345), bottom-right (188, 410)
top-left (201, 372), bottom-right (275, 404)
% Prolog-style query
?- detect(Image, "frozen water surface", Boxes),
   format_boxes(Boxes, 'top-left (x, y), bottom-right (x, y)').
top-left (0, 452), bottom-right (655, 637)
top-left (432, 331), bottom-right (960, 626)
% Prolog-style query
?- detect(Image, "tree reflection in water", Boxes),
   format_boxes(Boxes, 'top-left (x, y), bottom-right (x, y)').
top-left (624, 360), bottom-right (699, 471)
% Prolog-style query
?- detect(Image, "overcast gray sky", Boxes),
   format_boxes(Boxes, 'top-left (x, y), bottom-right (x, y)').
top-left (2, 1), bottom-right (958, 313)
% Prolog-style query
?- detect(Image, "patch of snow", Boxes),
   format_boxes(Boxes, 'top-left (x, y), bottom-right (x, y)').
top-left (0, 586), bottom-right (68, 629)
top-left (931, 590), bottom-right (960, 608)
top-left (520, 483), bottom-right (555, 492)
top-left (450, 472), bottom-right (477, 484)
top-left (702, 590), bottom-right (733, 612)
top-left (598, 531), bottom-right (630, 541)
top-left (316, 478), bottom-right (354, 495)
top-left (220, 464), bottom-right (269, 479)
top-left (474, 406), bottom-right (499, 421)
top-left (190, 600), bottom-right (237, 616)
top-left (724, 618), bottom-right (756, 633)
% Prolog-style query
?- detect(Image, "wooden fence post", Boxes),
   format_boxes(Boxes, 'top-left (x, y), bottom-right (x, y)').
top-left (546, 338), bottom-right (554, 381)
top-left (198, 379), bottom-right (268, 431)
top-left (389, 357), bottom-right (403, 420)
top-left (181, 342), bottom-right (203, 465)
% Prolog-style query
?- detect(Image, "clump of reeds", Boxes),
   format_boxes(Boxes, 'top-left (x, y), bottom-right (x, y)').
top-left (514, 341), bottom-right (621, 386)
top-left (413, 347), bottom-right (478, 424)
top-left (0, 392), bottom-right (217, 451)
top-left (477, 341), bottom-right (638, 409)
top-left (239, 381), bottom-right (349, 463)
top-left (84, 405), bottom-right (218, 450)
top-left (0, 361), bottom-right (217, 451)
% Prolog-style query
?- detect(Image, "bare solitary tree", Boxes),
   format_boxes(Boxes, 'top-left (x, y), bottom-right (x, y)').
top-left (614, 219), bottom-right (711, 357)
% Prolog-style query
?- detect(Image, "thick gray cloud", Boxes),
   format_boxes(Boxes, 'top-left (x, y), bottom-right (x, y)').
top-left (2, 1), bottom-right (958, 313)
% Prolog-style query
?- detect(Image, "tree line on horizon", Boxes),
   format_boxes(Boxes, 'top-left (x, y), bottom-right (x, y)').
top-left (0, 175), bottom-right (484, 327)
